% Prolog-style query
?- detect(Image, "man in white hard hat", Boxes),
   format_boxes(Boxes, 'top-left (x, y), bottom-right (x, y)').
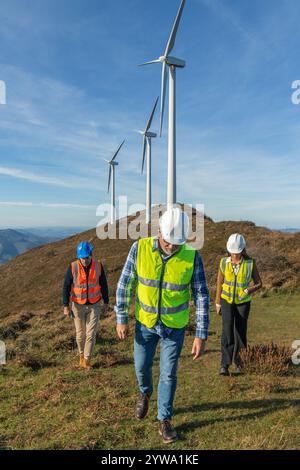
top-left (115, 207), bottom-right (210, 443)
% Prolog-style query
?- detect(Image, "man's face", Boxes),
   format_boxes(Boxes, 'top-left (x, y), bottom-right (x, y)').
top-left (80, 255), bottom-right (92, 267)
top-left (158, 232), bottom-right (180, 255)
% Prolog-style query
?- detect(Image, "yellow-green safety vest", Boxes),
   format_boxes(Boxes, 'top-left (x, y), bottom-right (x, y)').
top-left (220, 257), bottom-right (253, 304)
top-left (136, 237), bottom-right (196, 329)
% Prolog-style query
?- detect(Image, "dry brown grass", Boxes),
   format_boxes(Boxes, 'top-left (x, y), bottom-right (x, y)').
top-left (240, 342), bottom-right (293, 376)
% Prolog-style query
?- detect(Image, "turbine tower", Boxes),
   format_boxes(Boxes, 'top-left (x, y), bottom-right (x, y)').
top-left (139, 97), bottom-right (159, 224)
top-left (105, 140), bottom-right (125, 224)
top-left (140, 0), bottom-right (186, 208)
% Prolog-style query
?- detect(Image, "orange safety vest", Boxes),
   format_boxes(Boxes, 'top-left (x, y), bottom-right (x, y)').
top-left (71, 259), bottom-right (102, 305)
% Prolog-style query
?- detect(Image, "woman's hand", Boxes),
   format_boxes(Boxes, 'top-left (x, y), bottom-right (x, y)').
top-left (216, 303), bottom-right (222, 315)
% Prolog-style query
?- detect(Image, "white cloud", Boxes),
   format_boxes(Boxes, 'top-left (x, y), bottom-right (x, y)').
top-left (0, 201), bottom-right (96, 209)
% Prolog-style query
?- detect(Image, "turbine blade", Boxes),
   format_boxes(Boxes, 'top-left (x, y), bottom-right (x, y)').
top-left (111, 139), bottom-right (125, 162)
top-left (138, 59), bottom-right (160, 66)
top-left (145, 96), bottom-right (159, 132)
top-left (107, 165), bottom-right (112, 193)
top-left (160, 61), bottom-right (167, 137)
top-left (164, 0), bottom-right (186, 57)
top-left (141, 136), bottom-right (147, 175)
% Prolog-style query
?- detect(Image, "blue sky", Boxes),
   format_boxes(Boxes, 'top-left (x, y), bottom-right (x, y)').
top-left (1, 0), bottom-right (300, 229)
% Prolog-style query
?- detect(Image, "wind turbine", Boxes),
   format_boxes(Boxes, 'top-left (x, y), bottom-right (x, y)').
top-left (139, 96), bottom-right (159, 224)
top-left (105, 140), bottom-right (125, 224)
top-left (140, 0), bottom-right (186, 208)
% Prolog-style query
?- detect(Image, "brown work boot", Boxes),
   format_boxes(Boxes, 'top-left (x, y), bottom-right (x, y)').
top-left (159, 420), bottom-right (178, 444)
top-left (135, 393), bottom-right (150, 420)
top-left (83, 358), bottom-right (92, 370)
top-left (79, 355), bottom-right (85, 368)
top-left (76, 354), bottom-right (85, 368)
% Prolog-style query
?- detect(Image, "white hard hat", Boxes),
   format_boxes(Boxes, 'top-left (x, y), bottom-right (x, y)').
top-left (226, 233), bottom-right (246, 254)
top-left (159, 207), bottom-right (190, 245)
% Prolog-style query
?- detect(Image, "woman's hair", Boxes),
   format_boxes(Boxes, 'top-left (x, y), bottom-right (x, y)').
top-left (226, 248), bottom-right (251, 259)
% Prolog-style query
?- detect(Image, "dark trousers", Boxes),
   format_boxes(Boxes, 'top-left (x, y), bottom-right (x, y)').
top-left (220, 298), bottom-right (251, 367)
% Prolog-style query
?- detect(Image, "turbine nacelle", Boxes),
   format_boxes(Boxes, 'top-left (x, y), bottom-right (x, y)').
top-left (145, 131), bottom-right (157, 138)
top-left (140, 56), bottom-right (185, 68)
top-left (104, 158), bottom-right (119, 166)
top-left (165, 56), bottom-right (185, 68)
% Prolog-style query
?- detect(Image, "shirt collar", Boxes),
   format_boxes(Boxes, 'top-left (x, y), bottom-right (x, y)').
top-left (152, 236), bottom-right (159, 252)
top-left (228, 256), bottom-right (243, 266)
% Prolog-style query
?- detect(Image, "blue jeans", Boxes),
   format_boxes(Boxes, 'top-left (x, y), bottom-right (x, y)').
top-left (134, 320), bottom-right (185, 421)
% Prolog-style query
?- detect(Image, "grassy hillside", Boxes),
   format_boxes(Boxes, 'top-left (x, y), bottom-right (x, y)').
top-left (0, 215), bottom-right (299, 450)
top-left (0, 293), bottom-right (299, 450)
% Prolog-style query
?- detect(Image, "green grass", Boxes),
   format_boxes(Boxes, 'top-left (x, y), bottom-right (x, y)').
top-left (0, 293), bottom-right (299, 450)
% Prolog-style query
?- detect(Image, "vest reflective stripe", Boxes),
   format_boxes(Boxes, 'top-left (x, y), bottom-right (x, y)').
top-left (137, 275), bottom-right (189, 292)
top-left (72, 292), bottom-right (102, 300)
top-left (136, 296), bottom-right (190, 315)
top-left (220, 257), bottom-right (253, 305)
top-left (221, 289), bottom-right (252, 303)
top-left (71, 259), bottom-right (102, 305)
top-left (223, 280), bottom-right (249, 288)
top-left (136, 237), bottom-right (195, 329)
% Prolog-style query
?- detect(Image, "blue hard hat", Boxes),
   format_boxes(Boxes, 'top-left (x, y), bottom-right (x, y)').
top-left (77, 241), bottom-right (93, 259)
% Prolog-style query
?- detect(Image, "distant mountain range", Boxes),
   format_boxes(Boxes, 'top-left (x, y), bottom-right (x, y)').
top-left (276, 228), bottom-right (300, 233)
top-left (0, 227), bottom-right (92, 264)
top-left (0, 229), bottom-right (58, 264)
top-left (16, 226), bottom-right (91, 239)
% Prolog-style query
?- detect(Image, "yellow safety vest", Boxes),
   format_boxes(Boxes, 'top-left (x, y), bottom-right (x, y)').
top-left (136, 237), bottom-right (196, 329)
top-left (220, 257), bottom-right (253, 304)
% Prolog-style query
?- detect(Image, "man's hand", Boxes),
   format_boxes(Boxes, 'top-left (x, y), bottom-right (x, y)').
top-left (63, 306), bottom-right (70, 317)
top-left (117, 324), bottom-right (128, 340)
top-left (191, 338), bottom-right (206, 360)
top-left (102, 304), bottom-right (109, 316)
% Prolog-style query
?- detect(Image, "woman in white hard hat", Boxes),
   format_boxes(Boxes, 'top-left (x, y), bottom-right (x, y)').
top-left (215, 233), bottom-right (262, 375)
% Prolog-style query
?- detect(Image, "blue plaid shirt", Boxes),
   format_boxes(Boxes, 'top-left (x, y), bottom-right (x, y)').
top-left (114, 238), bottom-right (210, 339)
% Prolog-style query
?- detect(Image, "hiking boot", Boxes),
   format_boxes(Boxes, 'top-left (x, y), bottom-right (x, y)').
top-left (76, 354), bottom-right (85, 368)
top-left (83, 358), bottom-right (92, 370)
top-left (135, 393), bottom-right (150, 420)
top-left (159, 420), bottom-right (178, 444)
top-left (219, 366), bottom-right (230, 376)
top-left (79, 354), bottom-right (85, 368)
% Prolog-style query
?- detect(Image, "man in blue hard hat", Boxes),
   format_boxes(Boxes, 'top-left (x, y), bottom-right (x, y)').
top-left (63, 241), bottom-right (109, 369)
